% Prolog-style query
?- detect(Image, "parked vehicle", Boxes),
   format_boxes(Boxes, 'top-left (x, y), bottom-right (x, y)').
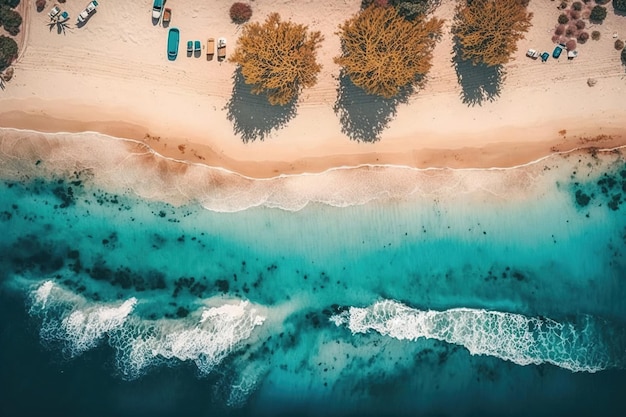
top-left (552, 44), bottom-right (564, 59)
top-left (526, 49), bottom-right (539, 59)
top-left (48, 5), bottom-right (61, 21)
top-left (194, 40), bottom-right (201, 53)
top-left (77, 0), bottom-right (98, 24)
top-left (540, 52), bottom-right (549, 62)
top-left (187, 40), bottom-right (193, 54)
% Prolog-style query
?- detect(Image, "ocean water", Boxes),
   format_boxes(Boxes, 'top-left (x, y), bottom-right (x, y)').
top-left (1, 129), bottom-right (626, 417)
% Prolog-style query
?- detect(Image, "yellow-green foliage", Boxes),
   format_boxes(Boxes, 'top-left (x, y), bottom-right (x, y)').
top-left (230, 13), bottom-right (323, 106)
top-left (335, 5), bottom-right (443, 98)
top-left (453, 0), bottom-right (532, 67)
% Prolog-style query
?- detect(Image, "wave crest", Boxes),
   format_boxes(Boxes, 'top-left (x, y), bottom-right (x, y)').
top-left (331, 300), bottom-right (626, 373)
top-left (28, 281), bottom-right (265, 379)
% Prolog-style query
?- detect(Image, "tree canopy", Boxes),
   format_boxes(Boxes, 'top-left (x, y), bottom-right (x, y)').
top-left (452, 0), bottom-right (532, 67)
top-left (335, 5), bottom-right (443, 98)
top-left (229, 13), bottom-right (323, 106)
top-left (0, 35), bottom-right (17, 70)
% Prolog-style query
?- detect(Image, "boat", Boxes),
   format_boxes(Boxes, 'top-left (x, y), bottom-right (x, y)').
top-left (217, 37), bottom-right (226, 61)
top-left (167, 27), bottom-right (180, 61)
top-left (152, 0), bottom-right (164, 19)
top-left (163, 8), bottom-right (171, 25)
top-left (206, 38), bottom-right (215, 57)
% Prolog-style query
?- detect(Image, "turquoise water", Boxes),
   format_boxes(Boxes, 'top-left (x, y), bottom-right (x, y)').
top-left (1, 130), bottom-right (626, 416)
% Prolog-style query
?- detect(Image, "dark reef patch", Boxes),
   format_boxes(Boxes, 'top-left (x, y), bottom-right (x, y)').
top-left (571, 162), bottom-right (626, 212)
top-left (86, 259), bottom-right (167, 291)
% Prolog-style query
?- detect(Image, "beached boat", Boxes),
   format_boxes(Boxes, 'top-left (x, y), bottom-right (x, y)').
top-left (217, 37), bottom-right (226, 61)
top-left (206, 38), bottom-right (215, 57)
top-left (167, 27), bottom-right (180, 61)
top-left (163, 8), bottom-right (171, 25)
top-left (152, 0), bottom-right (164, 20)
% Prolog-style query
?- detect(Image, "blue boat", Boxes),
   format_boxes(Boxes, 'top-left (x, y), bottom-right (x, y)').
top-left (167, 27), bottom-right (180, 61)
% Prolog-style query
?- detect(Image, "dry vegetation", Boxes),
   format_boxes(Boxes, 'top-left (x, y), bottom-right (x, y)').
top-left (452, 0), bottom-right (533, 66)
top-left (335, 5), bottom-right (443, 98)
top-left (230, 13), bottom-right (323, 105)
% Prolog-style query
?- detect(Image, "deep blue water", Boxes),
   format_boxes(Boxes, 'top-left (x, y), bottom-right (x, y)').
top-left (1, 133), bottom-right (626, 416)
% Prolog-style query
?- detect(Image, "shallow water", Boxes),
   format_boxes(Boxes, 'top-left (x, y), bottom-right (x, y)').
top-left (1, 130), bottom-right (626, 416)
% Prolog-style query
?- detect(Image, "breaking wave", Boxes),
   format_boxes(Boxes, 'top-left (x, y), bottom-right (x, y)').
top-left (28, 281), bottom-right (266, 380)
top-left (331, 300), bottom-right (626, 373)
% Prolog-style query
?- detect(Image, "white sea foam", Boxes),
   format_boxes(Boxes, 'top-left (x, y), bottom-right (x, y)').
top-left (331, 300), bottom-right (622, 373)
top-left (32, 280), bottom-right (55, 309)
top-left (27, 282), bottom-right (266, 379)
top-left (113, 300), bottom-right (266, 379)
top-left (1, 128), bottom-right (623, 213)
top-left (29, 281), bottom-right (137, 355)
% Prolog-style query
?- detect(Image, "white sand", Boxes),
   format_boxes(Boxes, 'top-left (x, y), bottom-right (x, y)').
top-left (0, 0), bottom-right (625, 177)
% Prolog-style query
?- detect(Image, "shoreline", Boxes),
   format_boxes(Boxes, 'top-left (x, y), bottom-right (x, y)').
top-left (1, 106), bottom-right (625, 179)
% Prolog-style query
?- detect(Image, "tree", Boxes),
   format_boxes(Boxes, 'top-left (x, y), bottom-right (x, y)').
top-left (0, 5), bottom-right (22, 35)
top-left (590, 6), bottom-right (607, 22)
top-left (452, 0), bottom-right (533, 67)
top-left (615, 0), bottom-right (626, 13)
top-left (35, 0), bottom-right (46, 12)
top-left (230, 13), bottom-right (323, 106)
top-left (0, 0), bottom-right (20, 8)
top-left (335, 5), bottom-right (443, 98)
top-left (0, 35), bottom-right (17, 70)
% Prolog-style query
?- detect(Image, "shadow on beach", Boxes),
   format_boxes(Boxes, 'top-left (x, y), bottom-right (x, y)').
top-left (333, 71), bottom-right (412, 143)
top-left (451, 41), bottom-right (504, 107)
top-left (225, 67), bottom-right (298, 143)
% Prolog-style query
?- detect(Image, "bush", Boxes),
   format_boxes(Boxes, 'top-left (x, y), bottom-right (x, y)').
top-left (622, 48), bottom-right (626, 65)
top-left (566, 39), bottom-right (577, 50)
top-left (555, 24), bottom-right (565, 35)
top-left (577, 31), bottom-right (589, 43)
top-left (558, 13), bottom-right (569, 24)
top-left (35, 0), bottom-right (45, 12)
top-left (614, 0), bottom-right (626, 12)
top-left (229, 2), bottom-right (252, 24)
top-left (615, 39), bottom-right (625, 50)
top-left (0, 5), bottom-right (22, 35)
top-left (0, 34), bottom-right (17, 70)
top-left (590, 6), bottom-right (607, 22)
top-left (575, 20), bottom-right (585, 30)
top-left (591, 30), bottom-right (601, 40)
top-left (230, 13), bottom-right (323, 105)
top-left (565, 24), bottom-right (577, 37)
top-left (336, 6), bottom-right (442, 97)
top-left (569, 10), bottom-right (580, 19)
top-left (572, 1), bottom-right (583, 11)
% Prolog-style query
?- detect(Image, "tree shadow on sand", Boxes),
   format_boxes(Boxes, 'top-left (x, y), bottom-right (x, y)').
top-left (225, 67), bottom-right (298, 143)
top-left (451, 41), bottom-right (505, 106)
top-left (333, 71), bottom-right (413, 143)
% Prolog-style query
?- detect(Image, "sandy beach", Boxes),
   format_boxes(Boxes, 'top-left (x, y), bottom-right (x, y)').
top-left (0, 0), bottom-right (625, 177)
